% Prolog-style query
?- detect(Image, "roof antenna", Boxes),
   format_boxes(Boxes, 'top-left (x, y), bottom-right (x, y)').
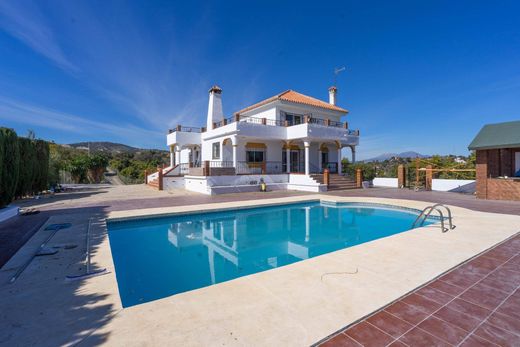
top-left (333, 66), bottom-right (346, 86)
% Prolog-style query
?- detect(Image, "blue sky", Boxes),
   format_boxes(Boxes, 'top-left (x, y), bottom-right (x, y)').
top-left (0, 1), bottom-right (519, 159)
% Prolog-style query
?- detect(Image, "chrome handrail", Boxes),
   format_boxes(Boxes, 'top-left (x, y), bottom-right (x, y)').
top-left (412, 203), bottom-right (455, 233)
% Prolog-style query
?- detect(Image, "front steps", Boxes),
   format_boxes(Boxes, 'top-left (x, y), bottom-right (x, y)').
top-left (310, 174), bottom-right (358, 191)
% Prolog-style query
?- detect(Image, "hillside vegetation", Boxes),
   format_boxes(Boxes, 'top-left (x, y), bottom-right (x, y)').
top-left (51, 141), bottom-right (169, 184)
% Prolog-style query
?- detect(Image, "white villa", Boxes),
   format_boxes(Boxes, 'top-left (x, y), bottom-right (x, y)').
top-left (147, 85), bottom-right (360, 194)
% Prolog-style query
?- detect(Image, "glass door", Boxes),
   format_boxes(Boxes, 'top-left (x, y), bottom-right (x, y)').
top-left (321, 152), bottom-right (328, 172)
top-left (290, 150), bottom-right (300, 173)
top-left (282, 150), bottom-right (301, 172)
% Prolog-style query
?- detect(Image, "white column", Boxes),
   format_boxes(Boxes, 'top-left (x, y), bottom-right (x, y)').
top-left (286, 147), bottom-right (291, 173)
top-left (351, 146), bottom-right (356, 164)
top-left (175, 147), bottom-right (181, 165)
top-left (304, 141), bottom-right (310, 175)
top-left (337, 147), bottom-right (342, 175)
top-left (170, 147), bottom-right (175, 167)
top-left (232, 144), bottom-right (237, 169)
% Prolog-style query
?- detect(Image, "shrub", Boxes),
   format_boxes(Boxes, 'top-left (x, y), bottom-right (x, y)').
top-left (15, 137), bottom-right (36, 198)
top-left (344, 162), bottom-right (377, 181)
top-left (0, 128), bottom-right (20, 207)
top-left (34, 140), bottom-right (49, 191)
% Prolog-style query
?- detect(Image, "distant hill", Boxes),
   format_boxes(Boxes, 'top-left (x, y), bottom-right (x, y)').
top-left (364, 151), bottom-right (429, 162)
top-left (67, 141), bottom-right (166, 154)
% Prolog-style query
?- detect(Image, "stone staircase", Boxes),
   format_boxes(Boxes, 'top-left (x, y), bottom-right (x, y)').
top-left (147, 178), bottom-right (160, 189)
top-left (310, 174), bottom-right (358, 191)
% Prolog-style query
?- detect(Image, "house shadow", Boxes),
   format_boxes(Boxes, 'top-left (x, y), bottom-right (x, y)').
top-left (14, 188), bottom-right (109, 209)
top-left (447, 181), bottom-right (476, 194)
top-left (0, 205), bottom-right (121, 346)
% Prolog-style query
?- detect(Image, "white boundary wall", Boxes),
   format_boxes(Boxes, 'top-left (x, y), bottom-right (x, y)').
top-left (373, 177), bottom-right (475, 193)
top-left (432, 179), bottom-right (475, 192)
top-left (373, 178), bottom-right (398, 187)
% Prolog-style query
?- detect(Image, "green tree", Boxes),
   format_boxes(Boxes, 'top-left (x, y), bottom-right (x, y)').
top-left (0, 128), bottom-right (20, 207)
top-left (87, 154), bottom-right (108, 183)
top-left (67, 154), bottom-right (90, 183)
top-left (15, 137), bottom-right (36, 197)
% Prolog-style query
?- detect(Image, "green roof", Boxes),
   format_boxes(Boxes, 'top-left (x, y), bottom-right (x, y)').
top-left (468, 120), bottom-right (520, 150)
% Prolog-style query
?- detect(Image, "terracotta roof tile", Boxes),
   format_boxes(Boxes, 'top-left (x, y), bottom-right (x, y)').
top-left (235, 90), bottom-right (348, 115)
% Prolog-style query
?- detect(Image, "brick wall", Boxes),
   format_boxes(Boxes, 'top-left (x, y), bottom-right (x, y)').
top-left (486, 178), bottom-right (520, 201)
top-left (476, 150), bottom-right (488, 199)
top-left (476, 148), bottom-right (520, 201)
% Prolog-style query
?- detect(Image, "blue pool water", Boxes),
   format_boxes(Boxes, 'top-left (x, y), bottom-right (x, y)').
top-left (107, 202), bottom-right (434, 307)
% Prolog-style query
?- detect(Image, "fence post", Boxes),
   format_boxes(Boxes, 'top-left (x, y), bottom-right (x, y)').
top-left (203, 160), bottom-right (210, 176)
top-left (157, 167), bottom-right (163, 191)
top-left (261, 162), bottom-right (266, 174)
top-left (261, 118), bottom-right (267, 125)
top-left (356, 168), bottom-right (363, 188)
top-left (234, 114), bottom-right (240, 122)
top-left (425, 165), bottom-right (432, 191)
top-left (176, 125), bottom-right (182, 132)
top-left (397, 165), bottom-right (406, 188)
top-left (144, 170), bottom-right (148, 184)
top-left (324, 169), bottom-right (330, 187)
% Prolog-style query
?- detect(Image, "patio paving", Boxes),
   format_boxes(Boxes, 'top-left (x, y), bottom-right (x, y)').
top-left (315, 233), bottom-right (520, 347)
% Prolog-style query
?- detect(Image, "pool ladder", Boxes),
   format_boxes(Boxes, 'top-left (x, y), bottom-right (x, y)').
top-left (412, 204), bottom-right (456, 233)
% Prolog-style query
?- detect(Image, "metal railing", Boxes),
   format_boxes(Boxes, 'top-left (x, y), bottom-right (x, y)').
top-left (179, 163), bottom-right (190, 174)
top-left (412, 203), bottom-right (456, 232)
top-left (213, 116), bottom-right (235, 128)
top-left (207, 114), bottom-right (358, 133)
top-left (323, 162), bottom-right (338, 173)
top-left (168, 126), bottom-right (201, 134)
top-left (236, 161), bottom-right (284, 175)
top-left (209, 160), bottom-right (234, 168)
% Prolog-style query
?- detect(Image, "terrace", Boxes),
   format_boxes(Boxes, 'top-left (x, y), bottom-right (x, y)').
top-left (1, 185), bottom-right (519, 346)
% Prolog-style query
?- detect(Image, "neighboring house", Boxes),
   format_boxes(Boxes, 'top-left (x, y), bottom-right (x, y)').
top-left (150, 85), bottom-right (360, 194)
top-left (469, 120), bottom-right (520, 201)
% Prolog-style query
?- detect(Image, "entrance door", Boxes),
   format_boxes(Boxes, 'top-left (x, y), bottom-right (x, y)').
top-left (290, 150), bottom-right (300, 172)
top-left (283, 150), bottom-right (301, 172)
top-left (321, 152), bottom-right (328, 171)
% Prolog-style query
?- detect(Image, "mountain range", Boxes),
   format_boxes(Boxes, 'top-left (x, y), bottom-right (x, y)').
top-left (363, 151), bottom-right (429, 162)
top-left (67, 141), bottom-right (167, 154)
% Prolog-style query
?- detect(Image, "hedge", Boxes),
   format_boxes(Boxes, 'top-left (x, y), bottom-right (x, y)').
top-left (0, 128), bottom-right (20, 207)
top-left (0, 128), bottom-right (49, 208)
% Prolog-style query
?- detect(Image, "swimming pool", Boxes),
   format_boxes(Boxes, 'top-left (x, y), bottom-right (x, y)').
top-left (107, 201), bottom-right (435, 307)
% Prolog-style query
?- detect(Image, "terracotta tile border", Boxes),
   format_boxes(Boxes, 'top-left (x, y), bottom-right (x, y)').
top-left (314, 233), bottom-right (520, 346)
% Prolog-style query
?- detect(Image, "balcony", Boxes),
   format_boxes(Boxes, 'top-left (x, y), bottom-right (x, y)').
top-left (170, 114), bottom-right (359, 146)
top-left (167, 125), bottom-right (202, 146)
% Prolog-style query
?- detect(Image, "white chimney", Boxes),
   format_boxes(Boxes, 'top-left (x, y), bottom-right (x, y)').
top-left (328, 86), bottom-right (337, 105)
top-left (207, 85), bottom-right (224, 130)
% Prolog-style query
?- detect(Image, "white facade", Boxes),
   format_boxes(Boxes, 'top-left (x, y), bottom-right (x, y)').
top-left (160, 85), bottom-right (360, 194)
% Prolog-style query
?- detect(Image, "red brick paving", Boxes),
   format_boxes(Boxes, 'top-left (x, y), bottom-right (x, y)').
top-left (316, 234), bottom-right (520, 346)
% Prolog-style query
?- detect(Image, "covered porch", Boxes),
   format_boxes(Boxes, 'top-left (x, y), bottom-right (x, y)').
top-left (217, 137), bottom-right (356, 175)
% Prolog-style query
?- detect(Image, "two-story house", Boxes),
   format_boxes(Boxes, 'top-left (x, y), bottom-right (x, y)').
top-left (149, 85), bottom-right (359, 194)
